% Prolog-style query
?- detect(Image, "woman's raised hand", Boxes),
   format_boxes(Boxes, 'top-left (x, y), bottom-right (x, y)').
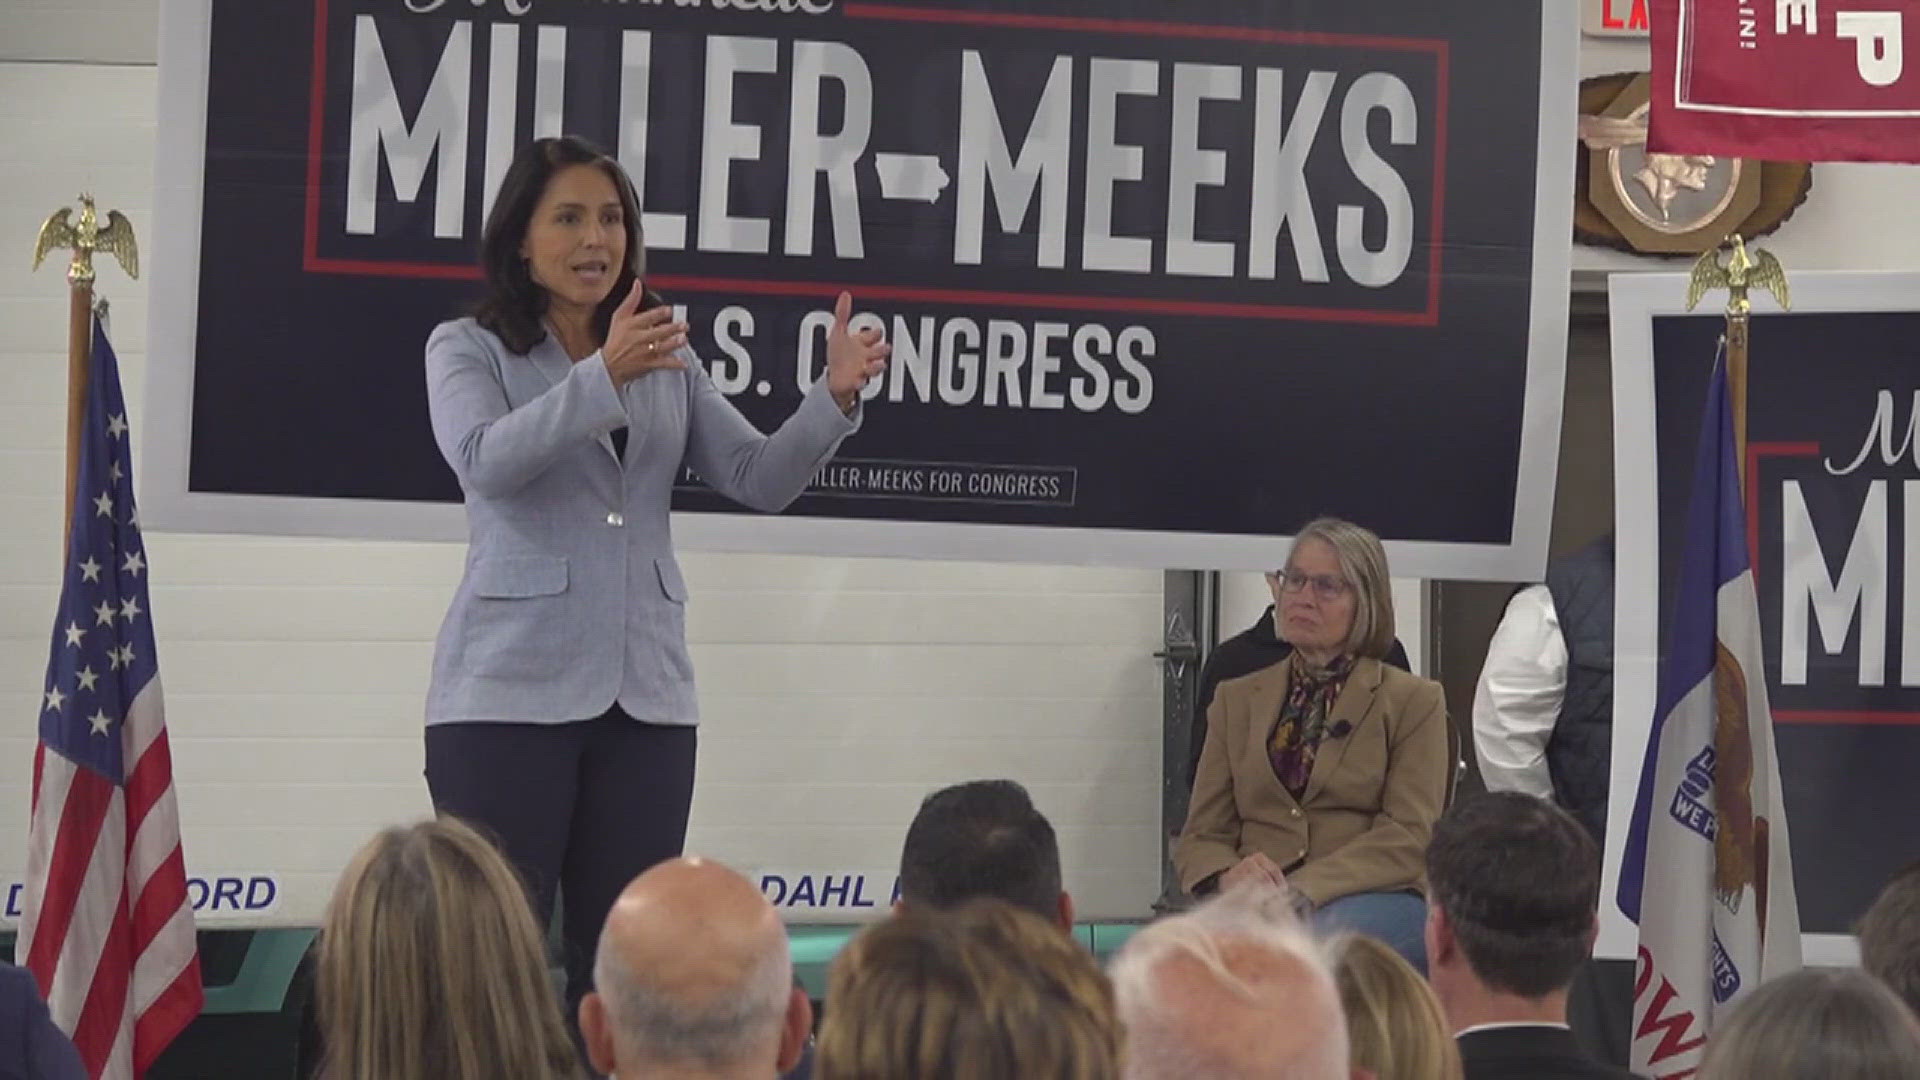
top-left (602, 280), bottom-right (689, 387)
top-left (824, 291), bottom-right (890, 413)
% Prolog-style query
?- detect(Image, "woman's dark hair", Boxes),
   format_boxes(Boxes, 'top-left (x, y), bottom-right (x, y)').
top-left (473, 135), bottom-right (650, 354)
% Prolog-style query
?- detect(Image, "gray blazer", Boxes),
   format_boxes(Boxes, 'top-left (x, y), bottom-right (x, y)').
top-left (423, 317), bottom-right (859, 725)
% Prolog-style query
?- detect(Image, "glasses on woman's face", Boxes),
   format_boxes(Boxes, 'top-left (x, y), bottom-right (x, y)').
top-left (1273, 569), bottom-right (1351, 602)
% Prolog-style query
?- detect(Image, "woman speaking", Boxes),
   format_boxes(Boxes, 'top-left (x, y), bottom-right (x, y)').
top-left (422, 136), bottom-right (888, 1018)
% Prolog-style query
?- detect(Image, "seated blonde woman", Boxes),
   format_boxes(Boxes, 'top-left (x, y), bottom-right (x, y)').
top-left (817, 898), bottom-right (1121, 1080)
top-left (316, 816), bottom-right (583, 1080)
top-left (1329, 933), bottom-right (1463, 1080)
top-left (1176, 517), bottom-right (1450, 972)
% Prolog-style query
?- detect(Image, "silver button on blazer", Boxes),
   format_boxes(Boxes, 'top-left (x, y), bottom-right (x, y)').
top-left (423, 317), bottom-right (860, 725)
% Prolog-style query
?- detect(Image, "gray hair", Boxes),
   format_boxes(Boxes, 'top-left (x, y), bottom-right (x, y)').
top-left (592, 924), bottom-right (792, 1071)
top-left (1859, 861), bottom-right (1920, 1019)
top-left (1109, 887), bottom-right (1349, 1080)
top-left (1288, 517), bottom-right (1396, 660)
top-left (1698, 968), bottom-right (1920, 1080)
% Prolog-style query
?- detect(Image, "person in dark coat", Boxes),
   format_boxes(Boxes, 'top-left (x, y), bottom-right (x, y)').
top-left (1425, 793), bottom-right (1633, 1080)
top-left (1472, 533), bottom-right (1615, 846)
top-left (0, 964), bottom-right (86, 1080)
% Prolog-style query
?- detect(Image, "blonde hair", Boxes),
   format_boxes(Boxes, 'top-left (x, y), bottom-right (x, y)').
top-left (1328, 934), bottom-right (1463, 1080)
top-left (1697, 968), bottom-right (1920, 1080)
top-left (817, 898), bottom-right (1121, 1080)
top-left (1289, 517), bottom-right (1396, 659)
top-left (316, 817), bottom-right (582, 1080)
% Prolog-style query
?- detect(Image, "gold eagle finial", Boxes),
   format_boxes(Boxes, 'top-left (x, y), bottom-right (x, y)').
top-left (33, 194), bottom-right (139, 288)
top-left (1687, 234), bottom-right (1789, 316)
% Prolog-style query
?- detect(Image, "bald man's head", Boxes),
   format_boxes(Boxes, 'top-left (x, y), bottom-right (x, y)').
top-left (581, 858), bottom-right (811, 1079)
top-left (1111, 890), bottom-right (1350, 1080)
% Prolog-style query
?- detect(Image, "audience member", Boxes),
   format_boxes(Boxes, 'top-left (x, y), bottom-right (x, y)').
top-left (580, 857), bottom-right (811, 1080)
top-left (816, 898), bottom-right (1120, 1080)
top-left (1859, 860), bottom-right (1920, 1019)
top-left (898, 779), bottom-right (1072, 930)
top-left (1177, 518), bottom-right (1451, 973)
top-left (1696, 968), bottom-right (1920, 1080)
top-left (1328, 932), bottom-right (1463, 1080)
top-left (1111, 885), bottom-right (1354, 1080)
top-left (315, 816), bottom-right (582, 1080)
top-left (0, 963), bottom-right (85, 1080)
top-left (1472, 533), bottom-right (1615, 845)
top-left (1422, 792), bottom-right (1630, 1080)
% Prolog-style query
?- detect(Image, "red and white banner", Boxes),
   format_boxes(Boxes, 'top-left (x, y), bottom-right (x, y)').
top-left (1650, 0), bottom-right (1920, 162)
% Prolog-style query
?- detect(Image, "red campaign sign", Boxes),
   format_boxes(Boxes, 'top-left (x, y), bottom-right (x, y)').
top-left (1650, 0), bottom-right (1920, 162)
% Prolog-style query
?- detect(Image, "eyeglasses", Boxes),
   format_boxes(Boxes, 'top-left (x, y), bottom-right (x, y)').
top-left (1272, 570), bottom-right (1351, 601)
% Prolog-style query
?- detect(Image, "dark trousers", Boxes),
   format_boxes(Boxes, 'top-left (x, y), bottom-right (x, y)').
top-left (424, 708), bottom-right (698, 1017)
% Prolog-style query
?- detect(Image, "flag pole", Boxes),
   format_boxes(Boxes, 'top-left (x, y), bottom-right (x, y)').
top-left (1686, 233), bottom-right (1792, 488)
top-left (1727, 300), bottom-right (1749, 485)
top-left (64, 279), bottom-right (92, 543)
top-left (32, 194), bottom-right (139, 547)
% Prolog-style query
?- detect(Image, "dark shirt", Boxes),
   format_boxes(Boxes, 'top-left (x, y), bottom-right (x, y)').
top-left (1457, 1025), bottom-right (1637, 1080)
top-left (0, 965), bottom-right (86, 1080)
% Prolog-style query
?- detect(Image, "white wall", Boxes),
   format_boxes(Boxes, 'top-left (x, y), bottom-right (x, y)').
top-left (0, 2), bottom-right (153, 66)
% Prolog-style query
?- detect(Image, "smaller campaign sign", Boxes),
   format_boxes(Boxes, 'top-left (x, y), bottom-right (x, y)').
top-left (1650, 0), bottom-right (1920, 162)
top-left (1606, 269), bottom-right (1920, 966)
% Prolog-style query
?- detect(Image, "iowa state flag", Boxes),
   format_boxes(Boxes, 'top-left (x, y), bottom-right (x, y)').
top-left (1617, 350), bottom-right (1801, 1077)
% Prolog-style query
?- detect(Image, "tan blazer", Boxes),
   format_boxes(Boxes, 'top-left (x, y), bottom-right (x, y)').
top-left (1175, 655), bottom-right (1450, 906)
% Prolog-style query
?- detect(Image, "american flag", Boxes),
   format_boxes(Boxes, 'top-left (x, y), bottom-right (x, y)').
top-left (18, 317), bottom-right (202, 1078)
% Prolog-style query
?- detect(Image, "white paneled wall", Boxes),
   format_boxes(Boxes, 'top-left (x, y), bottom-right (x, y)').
top-left (0, 61), bottom-right (1164, 925)
top-left (0, 0), bottom-right (157, 65)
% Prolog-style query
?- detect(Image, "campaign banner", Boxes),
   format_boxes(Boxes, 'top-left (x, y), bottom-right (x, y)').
top-left (1605, 272), bottom-right (1920, 962)
top-left (147, 0), bottom-right (1575, 576)
top-left (1650, 0), bottom-right (1920, 162)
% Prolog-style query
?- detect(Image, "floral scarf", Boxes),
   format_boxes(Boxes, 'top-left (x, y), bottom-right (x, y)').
top-left (1268, 652), bottom-right (1354, 800)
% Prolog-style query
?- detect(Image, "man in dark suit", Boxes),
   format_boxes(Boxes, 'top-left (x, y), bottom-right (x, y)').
top-left (1424, 792), bottom-right (1633, 1080)
top-left (0, 964), bottom-right (85, 1080)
